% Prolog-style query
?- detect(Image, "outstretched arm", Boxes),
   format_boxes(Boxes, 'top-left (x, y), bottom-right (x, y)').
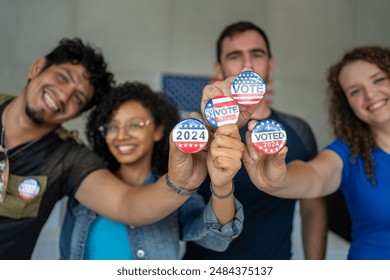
top-left (242, 122), bottom-right (343, 198)
top-left (75, 114), bottom-right (208, 227)
top-left (207, 123), bottom-right (244, 225)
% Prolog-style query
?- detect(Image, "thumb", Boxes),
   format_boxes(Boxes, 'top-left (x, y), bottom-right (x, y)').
top-left (169, 130), bottom-right (188, 164)
top-left (244, 129), bottom-right (259, 160)
top-left (274, 146), bottom-right (288, 163)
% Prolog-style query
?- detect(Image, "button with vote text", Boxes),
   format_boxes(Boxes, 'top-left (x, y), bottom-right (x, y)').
top-left (204, 95), bottom-right (239, 128)
top-left (231, 71), bottom-right (266, 106)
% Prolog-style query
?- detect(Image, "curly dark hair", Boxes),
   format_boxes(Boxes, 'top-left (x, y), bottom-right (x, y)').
top-left (42, 37), bottom-right (115, 112)
top-left (216, 21), bottom-right (272, 63)
top-left (86, 81), bottom-right (181, 176)
top-left (327, 46), bottom-right (390, 184)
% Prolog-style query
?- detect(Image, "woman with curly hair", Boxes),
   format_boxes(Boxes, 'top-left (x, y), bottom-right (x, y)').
top-left (242, 46), bottom-right (390, 259)
top-left (60, 81), bottom-right (244, 259)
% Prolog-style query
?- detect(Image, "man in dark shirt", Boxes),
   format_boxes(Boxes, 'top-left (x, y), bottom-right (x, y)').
top-left (184, 21), bottom-right (327, 259)
top-left (0, 38), bottom-right (208, 259)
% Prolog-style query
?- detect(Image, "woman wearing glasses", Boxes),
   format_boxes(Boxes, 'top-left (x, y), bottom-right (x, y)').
top-left (60, 81), bottom-right (244, 259)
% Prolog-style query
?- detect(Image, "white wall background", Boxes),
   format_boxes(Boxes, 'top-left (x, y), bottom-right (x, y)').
top-left (1, 0), bottom-right (389, 259)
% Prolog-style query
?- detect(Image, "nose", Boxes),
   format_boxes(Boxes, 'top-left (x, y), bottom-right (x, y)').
top-left (56, 86), bottom-right (74, 111)
top-left (364, 86), bottom-right (377, 100)
top-left (243, 54), bottom-right (253, 69)
top-left (116, 126), bottom-right (130, 140)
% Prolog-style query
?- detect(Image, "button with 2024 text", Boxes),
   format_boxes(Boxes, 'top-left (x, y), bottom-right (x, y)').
top-left (172, 118), bottom-right (209, 154)
top-left (251, 119), bottom-right (287, 154)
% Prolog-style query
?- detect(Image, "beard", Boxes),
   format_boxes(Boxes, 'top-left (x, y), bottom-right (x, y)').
top-left (25, 105), bottom-right (45, 125)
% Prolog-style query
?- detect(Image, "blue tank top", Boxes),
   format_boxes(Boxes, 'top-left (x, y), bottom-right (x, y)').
top-left (85, 216), bottom-right (134, 260)
top-left (84, 173), bottom-right (158, 260)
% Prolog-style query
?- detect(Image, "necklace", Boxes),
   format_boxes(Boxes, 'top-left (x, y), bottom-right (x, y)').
top-left (0, 127), bottom-right (5, 151)
top-left (1, 103), bottom-right (9, 150)
top-left (1, 102), bottom-right (42, 159)
top-left (0, 104), bottom-right (9, 202)
top-left (0, 102), bottom-right (40, 202)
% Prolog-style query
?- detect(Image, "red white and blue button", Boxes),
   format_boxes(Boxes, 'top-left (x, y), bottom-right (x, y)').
top-left (204, 95), bottom-right (239, 128)
top-left (231, 71), bottom-right (266, 106)
top-left (251, 119), bottom-right (287, 154)
top-left (18, 177), bottom-right (41, 201)
top-left (172, 118), bottom-right (209, 154)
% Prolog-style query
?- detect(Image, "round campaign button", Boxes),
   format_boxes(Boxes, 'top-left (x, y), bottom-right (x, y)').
top-left (251, 119), bottom-right (287, 154)
top-left (172, 118), bottom-right (209, 154)
top-left (18, 177), bottom-right (41, 201)
top-left (204, 95), bottom-right (239, 128)
top-left (231, 71), bottom-right (266, 106)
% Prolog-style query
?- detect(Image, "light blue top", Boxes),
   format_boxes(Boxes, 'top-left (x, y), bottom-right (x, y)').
top-left (85, 215), bottom-right (134, 260)
top-left (326, 139), bottom-right (390, 259)
top-left (60, 172), bottom-right (244, 260)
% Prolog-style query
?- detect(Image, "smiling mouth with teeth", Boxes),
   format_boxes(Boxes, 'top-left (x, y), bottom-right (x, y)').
top-left (44, 93), bottom-right (59, 112)
top-left (368, 99), bottom-right (387, 111)
top-left (118, 145), bottom-right (136, 153)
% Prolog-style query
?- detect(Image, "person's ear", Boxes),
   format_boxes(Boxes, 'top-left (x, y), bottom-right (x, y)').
top-left (268, 57), bottom-right (275, 77)
top-left (28, 57), bottom-right (47, 79)
top-left (213, 62), bottom-right (224, 81)
top-left (153, 125), bottom-right (165, 142)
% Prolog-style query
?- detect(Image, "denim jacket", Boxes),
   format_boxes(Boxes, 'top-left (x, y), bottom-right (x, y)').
top-left (60, 173), bottom-right (243, 260)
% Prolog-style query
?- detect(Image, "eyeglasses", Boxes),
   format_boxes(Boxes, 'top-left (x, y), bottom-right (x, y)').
top-left (0, 145), bottom-right (9, 202)
top-left (98, 118), bottom-right (151, 139)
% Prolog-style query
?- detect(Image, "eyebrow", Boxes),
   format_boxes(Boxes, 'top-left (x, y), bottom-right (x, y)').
top-left (250, 48), bottom-right (267, 55)
top-left (225, 48), bottom-right (267, 59)
top-left (344, 71), bottom-right (384, 92)
top-left (225, 50), bottom-right (242, 59)
top-left (65, 68), bottom-right (76, 84)
top-left (370, 71), bottom-right (384, 79)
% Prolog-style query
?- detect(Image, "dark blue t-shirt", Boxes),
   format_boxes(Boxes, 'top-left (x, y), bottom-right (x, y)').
top-left (184, 109), bottom-right (317, 259)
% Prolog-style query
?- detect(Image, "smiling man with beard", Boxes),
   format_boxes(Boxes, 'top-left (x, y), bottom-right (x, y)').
top-left (0, 38), bottom-right (209, 259)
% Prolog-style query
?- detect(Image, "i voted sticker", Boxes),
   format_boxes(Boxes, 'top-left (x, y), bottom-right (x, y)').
top-left (204, 95), bottom-right (239, 128)
top-left (231, 71), bottom-right (266, 106)
top-left (172, 118), bottom-right (209, 154)
top-left (251, 119), bottom-right (287, 154)
top-left (18, 177), bottom-right (41, 201)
